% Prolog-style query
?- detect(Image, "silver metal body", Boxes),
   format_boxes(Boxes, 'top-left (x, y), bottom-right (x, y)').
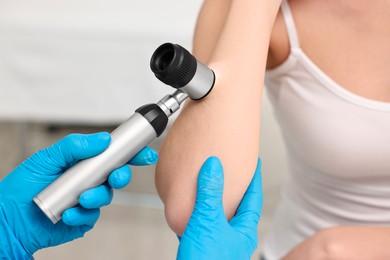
top-left (34, 113), bottom-right (157, 223)
top-left (157, 90), bottom-right (188, 117)
top-left (180, 61), bottom-right (214, 100)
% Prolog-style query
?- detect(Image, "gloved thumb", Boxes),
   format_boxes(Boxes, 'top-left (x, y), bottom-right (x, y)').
top-left (191, 156), bottom-right (225, 219)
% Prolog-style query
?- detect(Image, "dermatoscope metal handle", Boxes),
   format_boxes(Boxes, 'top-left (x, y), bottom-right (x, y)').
top-left (33, 43), bottom-right (215, 224)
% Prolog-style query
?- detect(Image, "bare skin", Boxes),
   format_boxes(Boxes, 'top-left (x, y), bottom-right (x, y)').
top-left (156, 0), bottom-right (390, 257)
top-left (268, 0), bottom-right (390, 101)
top-left (282, 226), bottom-right (390, 260)
top-left (156, 0), bottom-right (281, 235)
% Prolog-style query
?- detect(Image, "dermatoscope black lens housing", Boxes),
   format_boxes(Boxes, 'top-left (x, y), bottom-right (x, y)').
top-left (150, 42), bottom-right (215, 100)
top-left (150, 43), bottom-right (197, 89)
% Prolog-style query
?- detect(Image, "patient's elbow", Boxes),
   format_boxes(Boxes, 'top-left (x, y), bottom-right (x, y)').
top-left (155, 151), bottom-right (199, 236)
top-left (163, 196), bottom-right (195, 236)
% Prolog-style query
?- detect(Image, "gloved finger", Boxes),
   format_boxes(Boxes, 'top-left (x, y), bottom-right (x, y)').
top-left (192, 156), bottom-right (225, 219)
top-left (230, 157), bottom-right (263, 232)
top-left (57, 133), bottom-right (111, 166)
top-left (79, 184), bottom-right (113, 209)
top-left (27, 133), bottom-right (111, 174)
top-left (182, 157), bottom-right (226, 238)
top-left (62, 206), bottom-right (100, 227)
top-left (108, 165), bottom-right (132, 189)
top-left (128, 146), bottom-right (158, 166)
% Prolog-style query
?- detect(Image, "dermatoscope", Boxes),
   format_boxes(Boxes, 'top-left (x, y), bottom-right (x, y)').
top-left (33, 43), bottom-right (215, 224)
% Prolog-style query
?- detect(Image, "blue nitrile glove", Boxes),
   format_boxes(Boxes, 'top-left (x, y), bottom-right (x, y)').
top-left (177, 156), bottom-right (262, 260)
top-left (0, 132), bottom-right (157, 259)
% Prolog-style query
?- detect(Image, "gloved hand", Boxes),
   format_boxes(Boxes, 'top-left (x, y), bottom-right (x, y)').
top-left (177, 156), bottom-right (262, 260)
top-left (0, 132), bottom-right (157, 259)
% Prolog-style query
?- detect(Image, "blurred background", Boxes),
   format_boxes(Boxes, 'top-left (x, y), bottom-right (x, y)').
top-left (0, 0), bottom-right (288, 259)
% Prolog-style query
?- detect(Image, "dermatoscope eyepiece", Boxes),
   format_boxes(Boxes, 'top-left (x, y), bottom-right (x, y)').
top-left (151, 43), bottom-right (215, 100)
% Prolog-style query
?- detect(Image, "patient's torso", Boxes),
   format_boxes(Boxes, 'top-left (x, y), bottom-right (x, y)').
top-left (268, 0), bottom-right (390, 102)
top-left (263, 0), bottom-right (390, 259)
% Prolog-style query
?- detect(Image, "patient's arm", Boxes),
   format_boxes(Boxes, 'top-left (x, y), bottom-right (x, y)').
top-left (156, 0), bottom-right (281, 235)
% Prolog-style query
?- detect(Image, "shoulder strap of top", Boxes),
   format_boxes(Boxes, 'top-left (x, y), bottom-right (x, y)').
top-left (281, 0), bottom-right (300, 49)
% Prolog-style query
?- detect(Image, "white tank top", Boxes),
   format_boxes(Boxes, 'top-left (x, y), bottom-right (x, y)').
top-left (263, 1), bottom-right (390, 259)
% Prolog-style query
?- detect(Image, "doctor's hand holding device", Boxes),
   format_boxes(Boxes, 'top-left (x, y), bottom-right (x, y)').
top-left (0, 133), bottom-right (158, 259)
top-left (33, 43), bottom-right (216, 224)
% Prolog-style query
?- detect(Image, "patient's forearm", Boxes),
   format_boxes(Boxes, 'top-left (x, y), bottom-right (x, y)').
top-left (156, 0), bottom-right (281, 235)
